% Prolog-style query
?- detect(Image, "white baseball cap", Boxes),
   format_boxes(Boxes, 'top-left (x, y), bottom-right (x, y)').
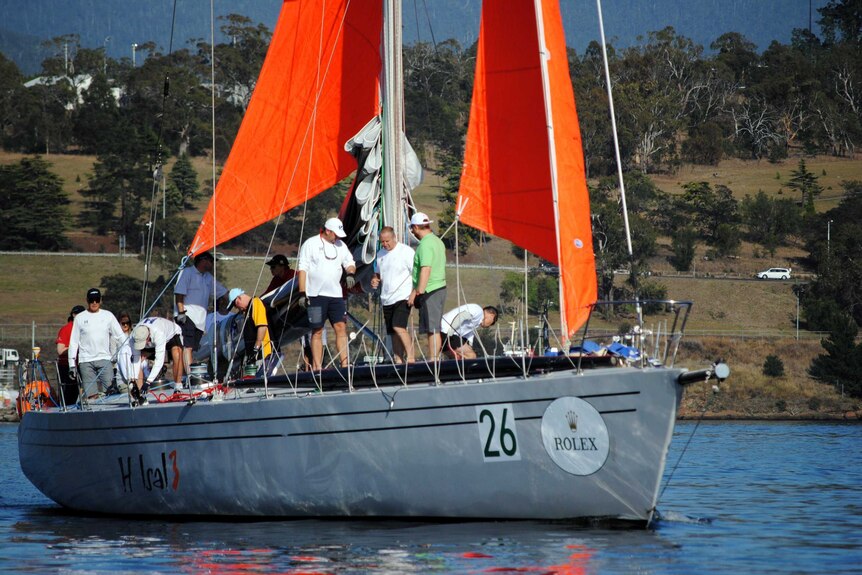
top-left (324, 217), bottom-right (346, 238)
top-left (132, 325), bottom-right (150, 351)
top-left (409, 212), bottom-right (432, 226)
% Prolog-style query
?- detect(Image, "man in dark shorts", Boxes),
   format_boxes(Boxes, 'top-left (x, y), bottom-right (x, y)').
top-left (371, 226), bottom-right (415, 363)
top-left (441, 304), bottom-right (499, 359)
top-left (297, 218), bottom-right (357, 370)
top-left (174, 252), bottom-right (228, 382)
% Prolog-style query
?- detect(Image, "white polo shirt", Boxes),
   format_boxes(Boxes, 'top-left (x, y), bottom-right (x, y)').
top-left (375, 242), bottom-right (415, 306)
top-left (298, 234), bottom-right (355, 298)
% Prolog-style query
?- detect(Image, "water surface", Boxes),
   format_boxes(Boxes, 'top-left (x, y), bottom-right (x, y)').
top-left (2, 421), bottom-right (860, 574)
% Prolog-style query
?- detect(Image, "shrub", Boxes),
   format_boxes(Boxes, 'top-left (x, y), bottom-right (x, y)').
top-left (763, 354), bottom-right (785, 377)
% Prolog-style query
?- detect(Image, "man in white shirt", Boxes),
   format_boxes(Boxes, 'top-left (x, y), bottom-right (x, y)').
top-left (68, 288), bottom-right (125, 400)
top-left (174, 251), bottom-right (228, 382)
top-left (441, 303), bottom-right (499, 360)
top-left (128, 317), bottom-right (184, 405)
top-left (297, 217), bottom-right (356, 370)
top-left (370, 226), bottom-right (415, 363)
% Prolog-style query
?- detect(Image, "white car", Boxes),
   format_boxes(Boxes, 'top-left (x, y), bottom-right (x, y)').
top-left (756, 267), bottom-right (791, 280)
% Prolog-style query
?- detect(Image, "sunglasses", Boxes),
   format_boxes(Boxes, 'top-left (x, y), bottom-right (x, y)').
top-left (120, 321), bottom-right (131, 326)
top-left (87, 297), bottom-right (101, 303)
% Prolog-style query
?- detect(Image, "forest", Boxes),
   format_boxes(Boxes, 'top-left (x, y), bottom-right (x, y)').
top-left (0, 1), bottom-right (860, 397)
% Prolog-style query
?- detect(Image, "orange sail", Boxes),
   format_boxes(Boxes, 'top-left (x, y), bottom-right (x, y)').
top-left (189, 0), bottom-right (382, 255)
top-left (458, 0), bottom-right (596, 337)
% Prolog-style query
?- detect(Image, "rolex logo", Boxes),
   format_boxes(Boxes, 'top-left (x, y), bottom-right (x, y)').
top-left (566, 410), bottom-right (578, 431)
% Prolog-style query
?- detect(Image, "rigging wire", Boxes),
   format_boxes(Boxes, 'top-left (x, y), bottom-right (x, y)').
top-left (595, 0), bottom-right (642, 328)
top-left (140, 0), bottom-right (179, 318)
top-left (209, 0), bottom-right (220, 383)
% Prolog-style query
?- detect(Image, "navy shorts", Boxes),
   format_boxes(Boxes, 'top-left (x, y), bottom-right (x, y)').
top-left (383, 300), bottom-right (410, 333)
top-left (179, 319), bottom-right (202, 351)
top-left (308, 295), bottom-right (347, 329)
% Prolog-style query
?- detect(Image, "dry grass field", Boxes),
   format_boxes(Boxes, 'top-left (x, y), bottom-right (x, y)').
top-left (2, 151), bottom-right (861, 417)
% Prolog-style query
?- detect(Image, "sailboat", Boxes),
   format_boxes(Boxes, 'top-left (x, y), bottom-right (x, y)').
top-left (18, 0), bottom-right (727, 524)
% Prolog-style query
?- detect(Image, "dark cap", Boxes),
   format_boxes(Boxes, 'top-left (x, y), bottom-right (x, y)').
top-left (194, 251), bottom-right (214, 265)
top-left (265, 254), bottom-right (290, 268)
top-left (86, 288), bottom-right (101, 302)
top-left (68, 304), bottom-right (86, 321)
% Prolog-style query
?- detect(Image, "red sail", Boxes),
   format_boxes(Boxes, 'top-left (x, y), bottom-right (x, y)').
top-left (189, 0), bottom-right (382, 255)
top-left (458, 0), bottom-right (596, 336)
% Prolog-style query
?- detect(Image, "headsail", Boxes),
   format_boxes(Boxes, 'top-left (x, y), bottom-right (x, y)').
top-left (458, 0), bottom-right (596, 337)
top-left (189, 0), bottom-right (382, 255)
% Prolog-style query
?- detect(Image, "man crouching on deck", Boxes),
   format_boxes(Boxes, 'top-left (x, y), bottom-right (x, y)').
top-left (129, 317), bottom-right (183, 405)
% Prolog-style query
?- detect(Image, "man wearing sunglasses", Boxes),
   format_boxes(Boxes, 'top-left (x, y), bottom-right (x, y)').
top-left (68, 288), bottom-right (125, 401)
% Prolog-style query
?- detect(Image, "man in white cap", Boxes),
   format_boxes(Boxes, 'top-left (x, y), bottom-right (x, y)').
top-left (228, 288), bottom-right (273, 363)
top-left (297, 217), bottom-right (357, 370)
top-left (407, 212), bottom-right (447, 361)
top-left (129, 317), bottom-right (184, 405)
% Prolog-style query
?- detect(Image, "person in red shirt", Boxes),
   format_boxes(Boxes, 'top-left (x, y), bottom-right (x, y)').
top-left (263, 254), bottom-right (296, 294)
top-left (56, 304), bottom-right (85, 405)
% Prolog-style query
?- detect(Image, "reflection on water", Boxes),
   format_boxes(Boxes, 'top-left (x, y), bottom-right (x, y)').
top-left (8, 510), bottom-right (623, 574)
top-left (3, 422), bottom-right (862, 574)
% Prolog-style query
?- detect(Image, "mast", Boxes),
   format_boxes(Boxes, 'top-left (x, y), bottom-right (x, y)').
top-left (382, 0), bottom-right (405, 240)
top-left (532, 0), bottom-right (568, 338)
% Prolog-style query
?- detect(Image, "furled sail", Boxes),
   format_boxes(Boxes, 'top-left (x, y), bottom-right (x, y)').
top-left (458, 0), bottom-right (596, 336)
top-left (189, 0), bottom-right (382, 255)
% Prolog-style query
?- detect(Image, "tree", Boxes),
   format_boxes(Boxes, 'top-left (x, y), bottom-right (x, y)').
top-left (711, 32), bottom-right (759, 84)
top-left (741, 191), bottom-right (801, 253)
top-left (763, 355), bottom-right (785, 377)
top-left (787, 159), bottom-right (823, 214)
top-left (168, 153), bottom-right (200, 209)
top-left (0, 156), bottom-right (71, 250)
top-left (436, 149), bottom-right (481, 256)
top-left (72, 73), bottom-right (119, 154)
top-left (800, 191), bottom-right (862, 328)
top-left (669, 227), bottom-right (697, 272)
top-left (79, 120), bottom-right (156, 239)
top-left (808, 313), bottom-right (862, 399)
top-left (818, 0), bottom-right (862, 45)
top-left (214, 14), bottom-right (272, 112)
top-left (678, 182), bottom-right (741, 257)
top-left (499, 271), bottom-right (559, 316)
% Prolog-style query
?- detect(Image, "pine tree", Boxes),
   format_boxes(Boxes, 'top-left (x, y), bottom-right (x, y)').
top-left (169, 153), bottom-right (200, 209)
top-left (0, 156), bottom-right (71, 250)
top-left (787, 159), bottom-right (823, 215)
top-left (808, 314), bottom-right (862, 399)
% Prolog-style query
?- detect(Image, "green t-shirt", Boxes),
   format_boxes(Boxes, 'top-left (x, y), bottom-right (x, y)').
top-left (413, 233), bottom-right (446, 292)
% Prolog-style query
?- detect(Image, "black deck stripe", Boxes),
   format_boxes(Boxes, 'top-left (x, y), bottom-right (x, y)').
top-left (27, 391), bottom-right (641, 434)
top-left (22, 434), bottom-right (284, 449)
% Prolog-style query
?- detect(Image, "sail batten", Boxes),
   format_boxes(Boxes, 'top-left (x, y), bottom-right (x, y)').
top-left (458, 0), bottom-right (597, 337)
top-left (189, 0), bottom-right (383, 255)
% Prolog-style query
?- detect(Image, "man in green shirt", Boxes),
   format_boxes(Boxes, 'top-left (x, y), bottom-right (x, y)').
top-left (408, 212), bottom-right (447, 361)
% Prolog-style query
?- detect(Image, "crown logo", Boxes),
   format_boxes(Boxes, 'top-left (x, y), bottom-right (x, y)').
top-left (566, 410), bottom-right (578, 431)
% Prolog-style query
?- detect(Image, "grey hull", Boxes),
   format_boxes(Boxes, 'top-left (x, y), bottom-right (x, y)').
top-left (18, 366), bottom-right (683, 522)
